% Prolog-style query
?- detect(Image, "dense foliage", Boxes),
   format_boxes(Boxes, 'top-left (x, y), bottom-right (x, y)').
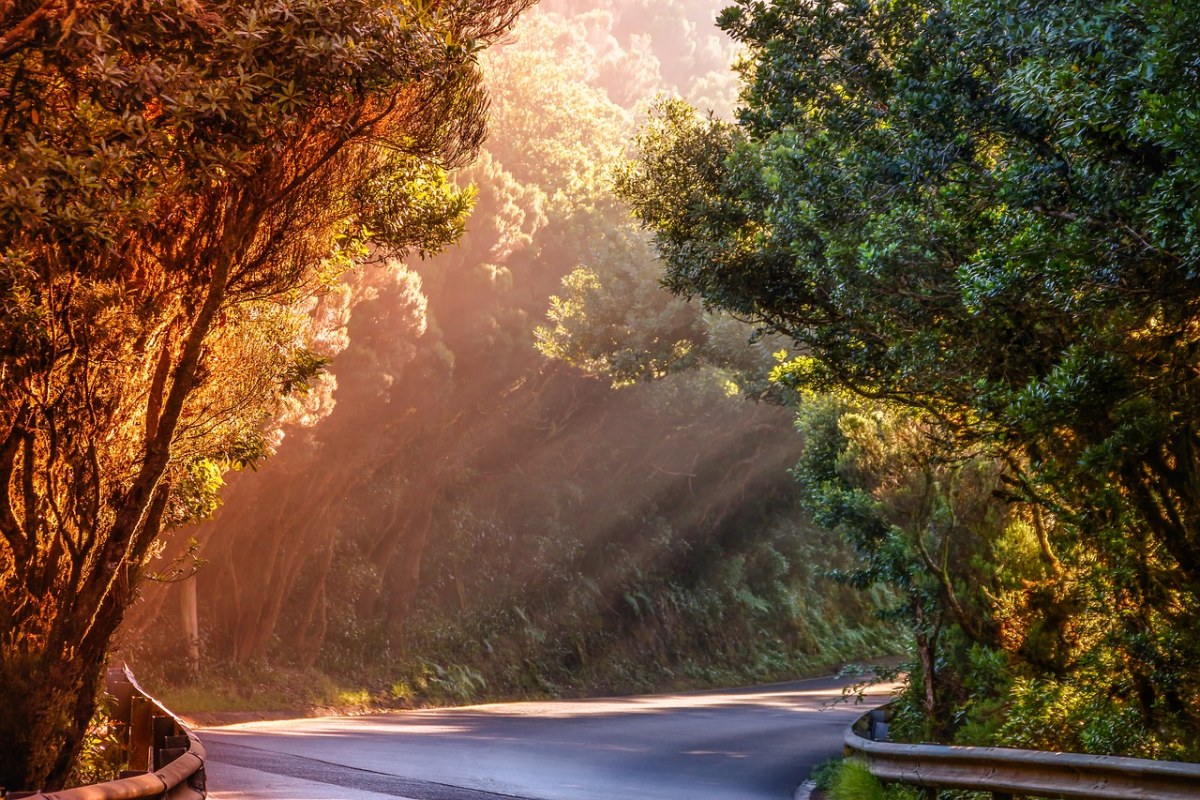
top-left (0, 0), bottom-right (529, 788)
top-left (618, 0), bottom-right (1200, 757)
top-left (123, 0), bottom-right (895, 710)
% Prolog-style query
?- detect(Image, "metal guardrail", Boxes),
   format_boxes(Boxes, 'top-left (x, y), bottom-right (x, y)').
top-left (10, 666), bottom-right (206, 800)
top-left (845, 705), bottom-right (1200, 799)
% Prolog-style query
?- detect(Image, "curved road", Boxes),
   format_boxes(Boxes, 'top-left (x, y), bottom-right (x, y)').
top-left (200, 675), bottom-right (895, 800)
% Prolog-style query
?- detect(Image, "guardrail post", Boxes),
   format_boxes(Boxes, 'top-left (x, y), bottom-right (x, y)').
top-left (105, 669), bottom-right (135, 728)
top-left (128, 695), bottom-right (153, 772)
top-left (151, 716), bottom-right (177, 770)
top-left (157, 734), bottom-right (190, 771)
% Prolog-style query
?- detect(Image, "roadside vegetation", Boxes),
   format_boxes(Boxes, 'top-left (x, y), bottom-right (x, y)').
top-left (134, 0), bottom-right (1200, 765)
top-left (5, 0), bottom-right (1199, 787)
top-left (618, 0), bottom-right (1200, 762)
top-left (0, 0), bottom-right (532, 789)
top-left (125, 0), bottom-right (899, 717)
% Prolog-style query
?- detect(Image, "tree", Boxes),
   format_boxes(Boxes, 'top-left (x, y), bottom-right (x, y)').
top-left (121, 0), bottom-right (895, 709)
top-left (0, 0), bottom-right (530, 788)
top-left (618, 0), bottom-right (1200, 750)
top-left (176, 1), bottom-right (648, 667)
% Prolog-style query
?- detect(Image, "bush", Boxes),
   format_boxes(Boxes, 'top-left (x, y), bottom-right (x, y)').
top-left (66, 705), bottom-right (125, 788)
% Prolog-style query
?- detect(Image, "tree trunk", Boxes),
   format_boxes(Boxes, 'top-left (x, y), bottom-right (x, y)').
top-left (0, 200), bottom-right (248, 791)
top-left (0, 569), bottom-right (126, 790)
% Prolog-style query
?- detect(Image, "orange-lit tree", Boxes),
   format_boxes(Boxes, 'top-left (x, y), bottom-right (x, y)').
top-left (0, 0), bottom-right (530, 789)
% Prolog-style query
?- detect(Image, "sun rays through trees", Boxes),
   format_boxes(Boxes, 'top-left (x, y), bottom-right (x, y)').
top-left (0, 0), bottom-right (531, 788)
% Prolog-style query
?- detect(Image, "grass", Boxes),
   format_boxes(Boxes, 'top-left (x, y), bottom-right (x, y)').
top-left (831, 760), bottom-right (886, 800)
top-left (828, 759), bottom-right (921, 800)
top-left (810, 757), bottom-right (843, 791)
top-left (152, 664), bottom-right (364, 717)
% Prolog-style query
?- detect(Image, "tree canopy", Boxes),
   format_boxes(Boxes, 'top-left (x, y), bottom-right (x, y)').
top-left (0, 0), bottom-right (530, 788)
top-left (619, 0), bottom-right (1200, 754)
top-left (115, 0), bottom-right (893, 724)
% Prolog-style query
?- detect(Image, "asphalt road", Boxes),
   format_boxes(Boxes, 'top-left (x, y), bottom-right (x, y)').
top-left (200, 674), bottom-right (896, 800)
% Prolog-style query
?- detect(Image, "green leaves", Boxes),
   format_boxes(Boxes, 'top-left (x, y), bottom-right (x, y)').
top-left (0, 0), bottom-right (535, 788)
top-left (356, 154), bottom-right (476, 259)
top-left (618, 0), bottom-right (1200, 754)
top-left (624, 0), bottom-right (1200, 552)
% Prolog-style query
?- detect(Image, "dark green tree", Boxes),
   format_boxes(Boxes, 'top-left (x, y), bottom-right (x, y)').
top-left (619, 0), bottom-right (1200, 751)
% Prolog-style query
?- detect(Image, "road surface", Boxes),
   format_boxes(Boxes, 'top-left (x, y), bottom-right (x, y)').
top-left (200, 674), bottom-right (896, 800)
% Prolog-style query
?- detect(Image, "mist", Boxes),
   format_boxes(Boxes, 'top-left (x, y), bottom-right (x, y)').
top-left (120, 0), bottom-right (892, 704)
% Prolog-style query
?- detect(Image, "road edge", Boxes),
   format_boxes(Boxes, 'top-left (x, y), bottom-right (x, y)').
top-left (793, 779), bottom-right (817, 800)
